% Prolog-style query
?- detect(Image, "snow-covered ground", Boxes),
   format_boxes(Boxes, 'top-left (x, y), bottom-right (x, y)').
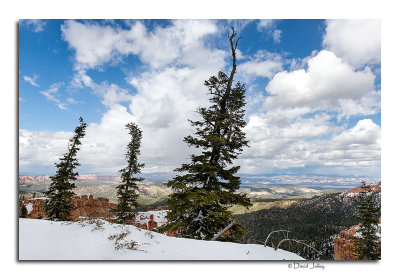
top-left (19, 218), bottom-right (304, 260)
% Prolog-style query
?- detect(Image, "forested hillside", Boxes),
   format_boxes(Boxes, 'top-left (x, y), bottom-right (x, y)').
top-left (236, 192), bottom-right (381, 260)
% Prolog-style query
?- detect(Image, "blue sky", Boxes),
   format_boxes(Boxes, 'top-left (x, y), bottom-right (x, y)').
top-left (19, 19), bottom-right (381, 177)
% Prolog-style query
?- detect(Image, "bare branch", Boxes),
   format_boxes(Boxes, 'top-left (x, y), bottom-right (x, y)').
top-left (275, 239), bottom-right (322, 255)
top-left (219, 27), bottom-right (238, 108)
top-left (211, 221), bottom-right (235, 241)
top-left (264, 230), bottom-right (291, 248)
top-left (235, 36), bottom-right (242, 50)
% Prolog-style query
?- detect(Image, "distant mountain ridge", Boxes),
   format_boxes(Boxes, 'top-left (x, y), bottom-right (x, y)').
top-left (19, 173), bottom-right (381, 187)
top-left (18, 174), bottom-right (359, 206)
top-left (18, 175), bottom-right (171, 205)
top-left (19, 174), bottom-right (120, 184)
top-left (19, 175), bottom-right (51, 184)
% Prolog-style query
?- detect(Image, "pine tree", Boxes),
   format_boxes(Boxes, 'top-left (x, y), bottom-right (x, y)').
top-left (44, 117), bottom-right (87, 221)
top-left (21, 202), bottom-right (28, 218)
top-left (161, 28), bottom-right (252, 242)
top-left (352, 181), bottom-right (381, 260)
top-left (112, 123), bottom-right (144, 224)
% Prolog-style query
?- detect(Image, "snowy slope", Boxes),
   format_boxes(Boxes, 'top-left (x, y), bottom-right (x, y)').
top-left (19, 218), bottom-right (304, 260)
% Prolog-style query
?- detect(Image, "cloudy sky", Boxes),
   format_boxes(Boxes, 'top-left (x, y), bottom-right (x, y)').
top-left (19, 19), bottom-right (381, 177)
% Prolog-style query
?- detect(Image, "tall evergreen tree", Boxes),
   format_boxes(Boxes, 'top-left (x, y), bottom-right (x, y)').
top-left (352, 181), bottom-right (381, 260)
top-left (161, 28), bottom-right (252, 242)
top-left (21, 202), bottom-right (28, 218)
top-left (44, 117), bottom-right (87, 221)
top-left (112, 123), bottom-right (144, 224)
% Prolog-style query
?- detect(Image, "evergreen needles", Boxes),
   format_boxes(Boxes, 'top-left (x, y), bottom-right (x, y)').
top-left (352, 182), bottom-right (381, 260)
top-left (160, 28), bottom-right (252, 242)
top-left (44, 117), bottom-right (87, 221)
top-left (21, 202), bottom-right (28, 218)
top-left (112, 123), bottom-right (144, 224)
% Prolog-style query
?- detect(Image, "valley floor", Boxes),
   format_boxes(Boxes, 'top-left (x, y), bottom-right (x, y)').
top-left (19, 218), bottom-right (303, 261)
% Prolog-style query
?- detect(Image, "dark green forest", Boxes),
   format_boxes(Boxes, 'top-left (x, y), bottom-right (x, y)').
top-left (236, 192), bottom-right (381, 260)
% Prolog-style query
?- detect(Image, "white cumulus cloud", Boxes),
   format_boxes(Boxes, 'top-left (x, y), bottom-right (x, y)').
top-left (61, 19), bottom-right (219, 70)
top-left (20, 19), bottom-right (381, 178)
top-left (323, 19), bottom-right (381, 68)
top-left (265, 50), bottom-right (375, 113)
top-left (21, 19), bottom-right (228, 174)
top-left (240, 60), bottom-right (283, 80)
top-left (238, 117), bottom-right (380, 175)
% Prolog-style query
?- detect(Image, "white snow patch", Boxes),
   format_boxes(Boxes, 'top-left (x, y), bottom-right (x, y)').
top-left (354, 223), bottom-right (381, 238)
top-left (343, 192), bottom-right (359, 197)
top-left (19, 218), bottom-right (304, 260)
top-left (135, 210), bottom-right (168, 226)
top-left (25, 203), bottom-right (33, 214)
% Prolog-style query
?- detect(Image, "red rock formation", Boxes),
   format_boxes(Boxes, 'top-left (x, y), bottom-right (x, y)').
top-left (19, 199), bottom-right (47, 219)
top-left (19, 196), bottom-right (174, 236)
top-left (148, 214), bottom-right (158, 230)
top-left (334, 182), bottom-right (381, 260)
top-left (155, 206), bottom-right (168, 210)
top-left (334, 217), bottom-right (381, 260)
top-left (334, 224), bottom-right (360, 260)
top-left (136, 223), bottom-right (148, 230)
top-left (19, 196), bottom-right (117, 221)
top-left (70, 195), bottom-right (117, 220)
top-left (343, 181), bottom-right (381, 196)
top-left (165, 230), bottom-right (178, 237)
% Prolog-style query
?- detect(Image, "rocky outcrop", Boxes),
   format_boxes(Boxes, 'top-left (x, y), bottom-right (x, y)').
top-left (334, 182), bottom-right (381, 260)
top-left (133, 214), bottom-right (158, 230)
top-left (19, 198), bottom-right (46, 219)
top-left (165, 230), bottom-right (178, 237)
top-left (70, 195), bottom-right (116, 220)
top-left (19, 195), bottom-right (117, 221)
top-left (133, 209), bottom-right (168, 231)
top-left (334, 217), bottom-right (381, 260)
top-left (19, 196), bottom-right (177, 237)
top-left (342, 181), bottom-right (381, 197)
top-left (334, 224), bottom-right (360, 260)
top-left (148, 215), bottom-right (158, 230)
top-left (19, 197), bottom-right (172, 232)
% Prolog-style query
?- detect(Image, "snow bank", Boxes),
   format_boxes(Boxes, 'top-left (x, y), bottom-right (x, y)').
top-left (19, 218), bottom-right (304, 260)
